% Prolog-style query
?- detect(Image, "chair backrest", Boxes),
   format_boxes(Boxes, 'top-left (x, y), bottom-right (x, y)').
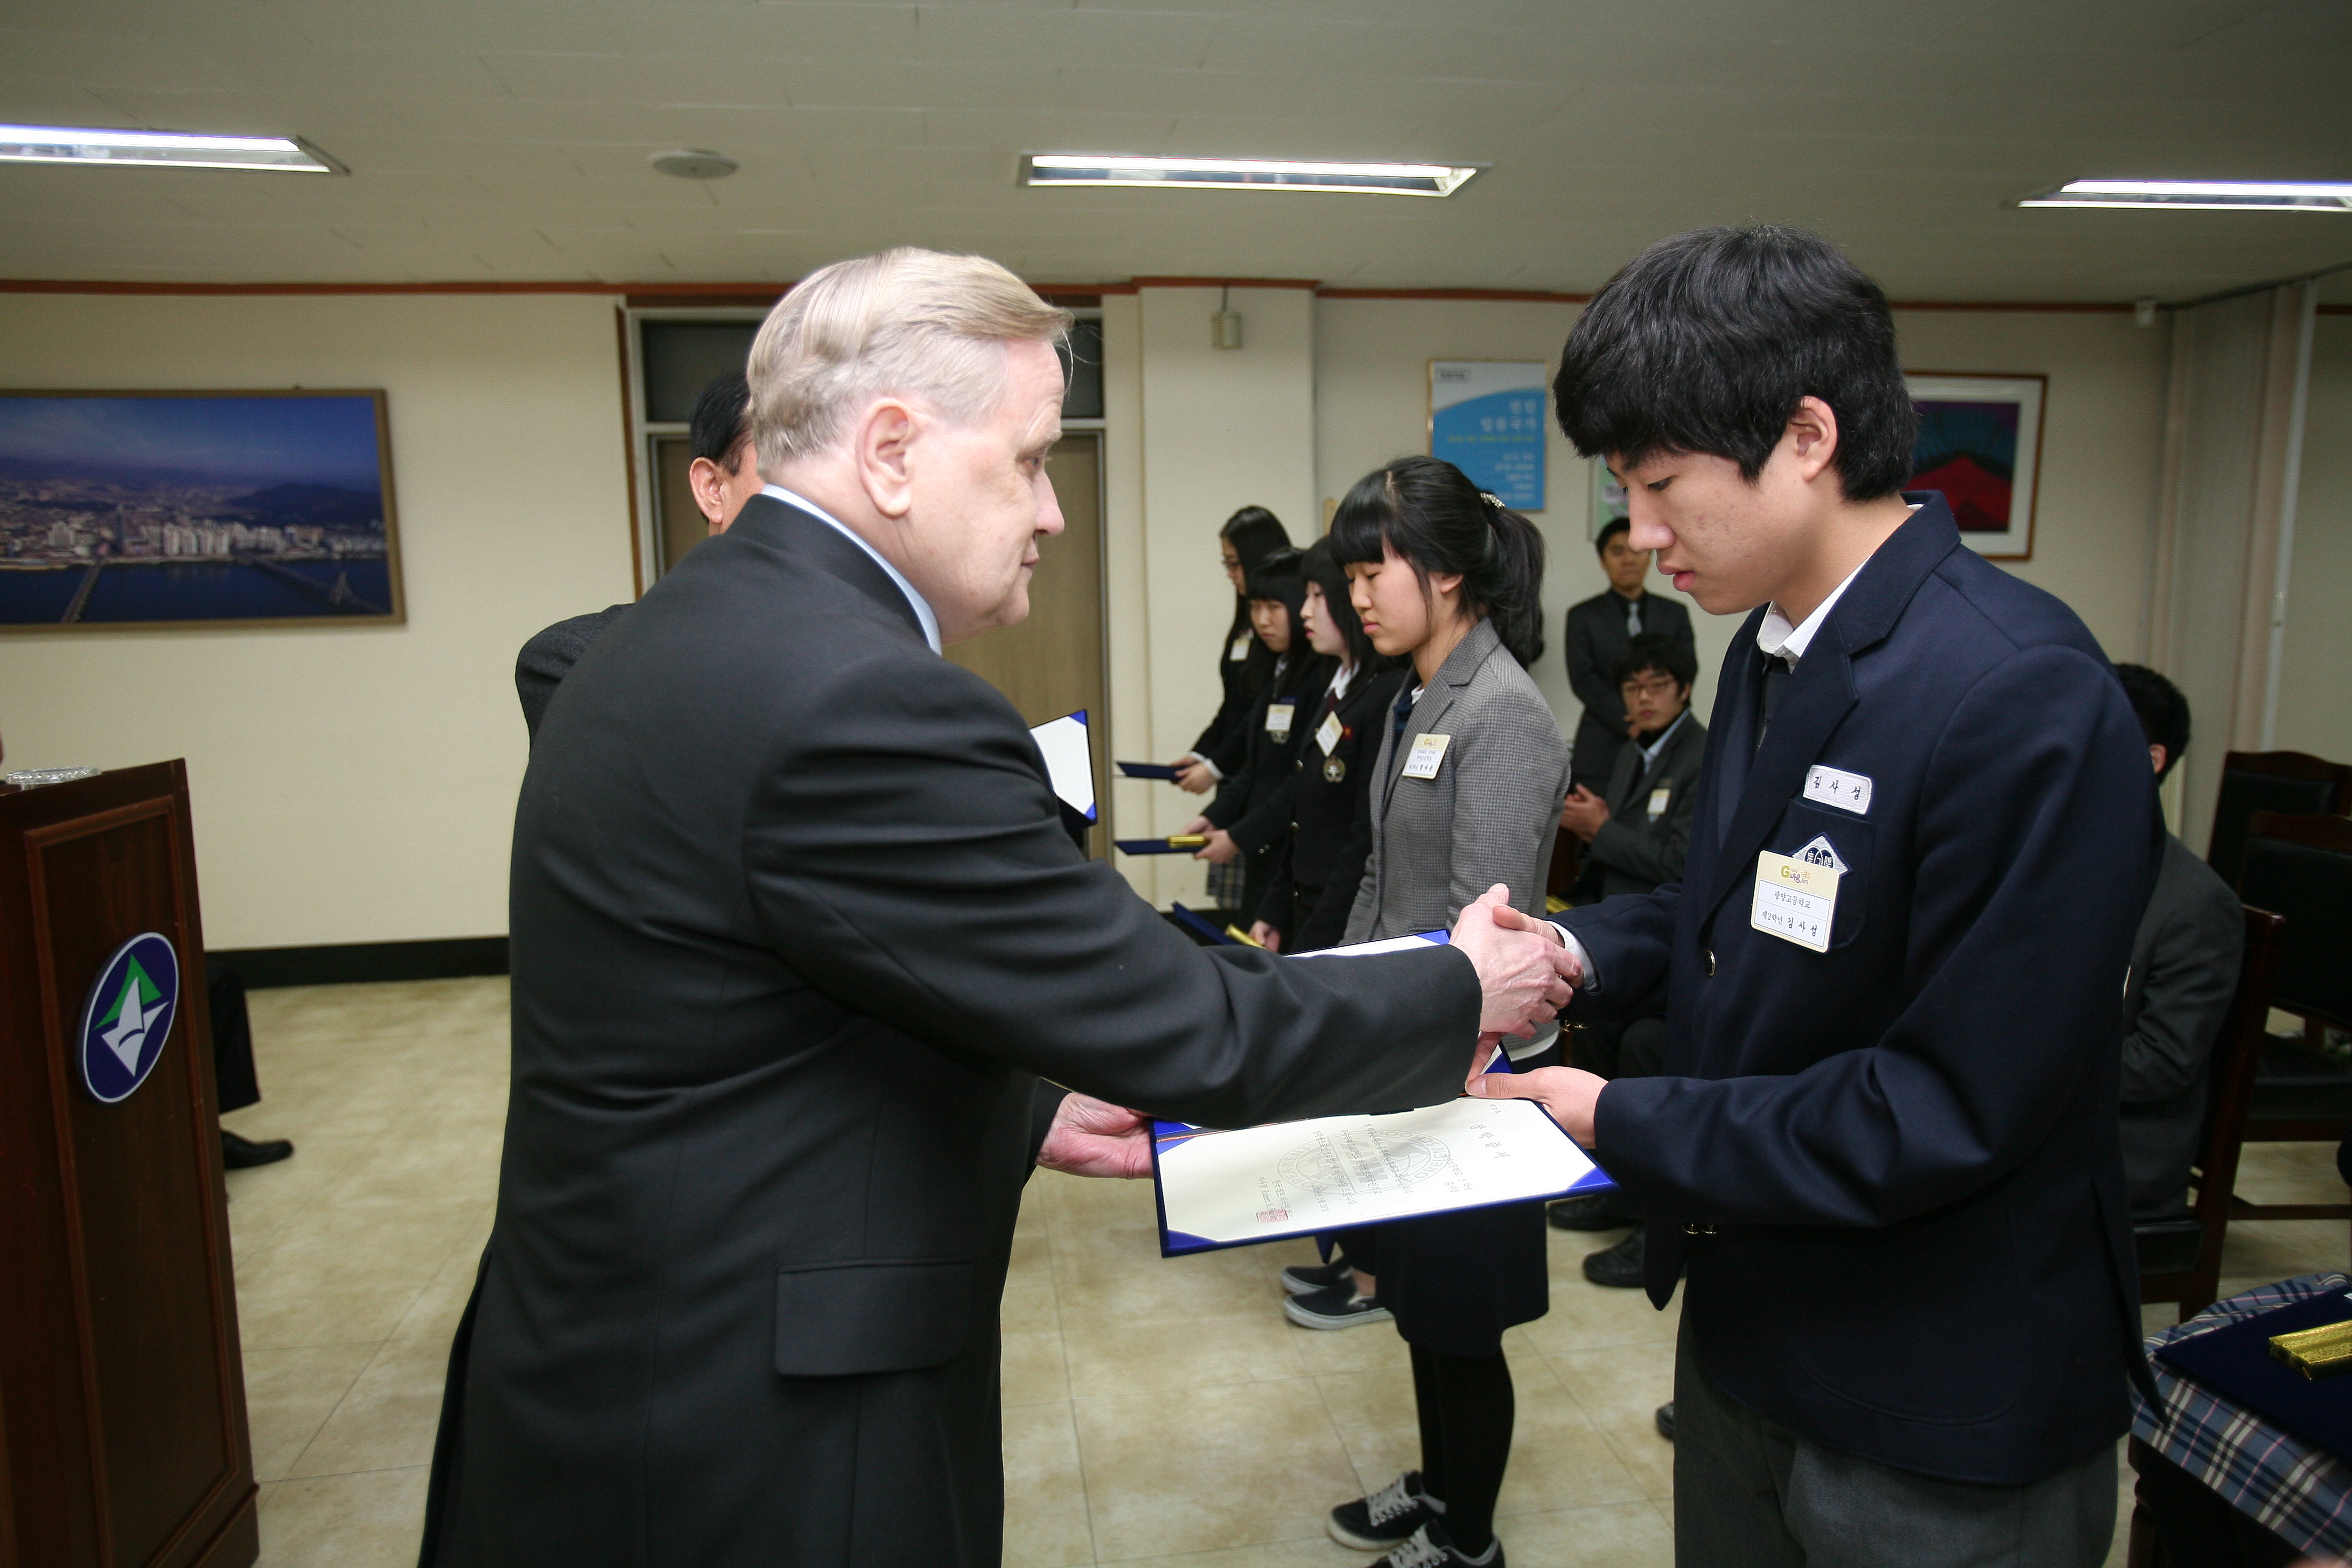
top-left (2208, 751), bottom-right (2352, 889)
top-left (2238, 812), bottom-right (2352, 1030)
top-left (2184, 907), bottom-right (2288, 1251)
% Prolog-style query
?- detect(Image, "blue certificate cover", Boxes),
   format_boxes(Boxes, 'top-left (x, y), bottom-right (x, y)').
top-left (1117, 760), bottom-right (1181, 781)
top-left (1116, 837), bottom-right (1199, 856)
top-left (2157, 1291), bottom-right (2352, 1461)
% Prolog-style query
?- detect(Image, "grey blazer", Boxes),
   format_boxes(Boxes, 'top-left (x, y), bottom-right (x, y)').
top-left (1345, 616), bottom-right (1571, 947)
top-left (1584, 710), bottom-right (1708, 901)
top-left (2119, 832), bottom-right (2244, 1220)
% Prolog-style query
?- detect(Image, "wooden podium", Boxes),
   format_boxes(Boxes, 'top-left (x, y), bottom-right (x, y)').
top-left (0, 762), bottom-right (258, 1567)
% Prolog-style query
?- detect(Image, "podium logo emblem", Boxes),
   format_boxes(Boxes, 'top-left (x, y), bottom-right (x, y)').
top-left (79, 932), bottom-right (180, 1104)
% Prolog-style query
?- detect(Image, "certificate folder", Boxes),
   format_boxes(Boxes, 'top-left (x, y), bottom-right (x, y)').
top-left (1117, 760), bottom-right (1181, 781)
top-left (1167, 902), bottom-right (1237, 945)
top-left (2156, 1290), bottom-right (2352, 1460)
top-left (1150, 1099), bottom-right (1613, 1257)
top-left (1117, 836), bottom-right (1206, 856)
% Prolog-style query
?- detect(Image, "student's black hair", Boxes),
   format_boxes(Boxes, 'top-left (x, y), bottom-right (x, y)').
top-left (1612, 631), bottom-right (1698, 692)
top-left (689, 372), bottom-right (754, 468)
top-left (1553, 225), bottom-right (1918, 502)
top-left (1593, 517), bottom-right (1632, 558)
top-left (1220, 506), bottom-right (1293, 573)
top-left (1327, 456), bottom-right (1547, 668)
top-left (1242, 547), bottom-right (1308, 647)
top-left (2114, 664), bottom-right (2190, 783)
top-left (1299, 537), bottom-right (1380, 669)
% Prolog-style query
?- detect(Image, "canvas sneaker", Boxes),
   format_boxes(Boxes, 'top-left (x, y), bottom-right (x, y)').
top-left (1284, 1280), bottom-right (1392, 1331)
top-left (1371, 1522), bottom-right (1502, 1568)
top-left (1279, 1255), bottom-right (1356, 1296)
top-left (1327, 1469), bottom-right (1443, 1551)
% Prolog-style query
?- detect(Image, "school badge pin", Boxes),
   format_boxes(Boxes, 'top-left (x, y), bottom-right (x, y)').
top-left (1324, 757), bottom-right (1347, 783)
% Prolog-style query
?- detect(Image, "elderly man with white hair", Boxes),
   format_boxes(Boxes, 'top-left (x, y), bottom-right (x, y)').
top-left (418, 248), bottom-right (1578, 1568)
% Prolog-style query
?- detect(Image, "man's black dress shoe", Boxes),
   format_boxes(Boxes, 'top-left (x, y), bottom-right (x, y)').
top-left (1655, 1402), bottom-right (1675, 1442)
top-left (1582, 1227), bottom-right (1644, 1287)
top-left (1546, 1193), bottom-right (1630, 1232)
top-left (222, 1129), bottom-right (295, 1169)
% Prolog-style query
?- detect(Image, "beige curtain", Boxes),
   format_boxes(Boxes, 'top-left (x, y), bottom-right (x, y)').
top-left (2145, 281), bottom-right (2318, 852)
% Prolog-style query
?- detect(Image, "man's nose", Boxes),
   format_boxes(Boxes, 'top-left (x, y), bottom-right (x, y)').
top-left (1035, 472), bottom-right (1066, 535)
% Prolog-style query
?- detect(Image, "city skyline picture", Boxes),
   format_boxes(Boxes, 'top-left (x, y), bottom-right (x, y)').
top-left (0, 390), bottom-right (403, 630)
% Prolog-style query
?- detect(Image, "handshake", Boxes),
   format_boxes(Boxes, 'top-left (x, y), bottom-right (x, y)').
top-left (1450, 883), bottom-right (1584, 1041)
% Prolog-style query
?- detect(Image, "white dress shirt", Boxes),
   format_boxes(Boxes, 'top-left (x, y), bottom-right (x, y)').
top-left (761, 484), bottom-right (942, 654)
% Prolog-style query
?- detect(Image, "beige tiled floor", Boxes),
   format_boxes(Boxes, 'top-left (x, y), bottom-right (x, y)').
top-left (223, 977), bottom-right (2351, 1568)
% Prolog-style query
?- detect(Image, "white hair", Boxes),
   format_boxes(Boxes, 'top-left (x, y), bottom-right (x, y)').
top-left (747, 247), bottom-right (1072, 466)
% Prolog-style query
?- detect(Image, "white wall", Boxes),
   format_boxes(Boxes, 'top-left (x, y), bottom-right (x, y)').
top-left (0, 293), bottom-right (636, 949)
top-left (2276, 313), bottom-right (2352, 765)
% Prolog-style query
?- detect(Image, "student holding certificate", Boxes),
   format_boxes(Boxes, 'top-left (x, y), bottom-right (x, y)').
top-left (1293, 457), bottom-right (1569, 1568)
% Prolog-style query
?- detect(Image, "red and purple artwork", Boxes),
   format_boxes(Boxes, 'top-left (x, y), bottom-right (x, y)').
top-left (1908, 399), bottom-right (2019, 534)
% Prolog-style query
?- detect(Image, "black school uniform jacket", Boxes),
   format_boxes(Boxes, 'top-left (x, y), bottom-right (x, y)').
top-left (1561, 494), bottom-right (2164, 1487)
top-left (419, 496), bottom-right (1478, 1568)
top-left (1259, 663), bottom-right (1411, 948)
top-left (1203, 652), bottom-right (1336, 858)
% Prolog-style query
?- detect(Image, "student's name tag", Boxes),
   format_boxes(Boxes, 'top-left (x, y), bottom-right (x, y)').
top-left (1751, 850), bottom-right (1839, 952)
top-left (1647, 785), bottom-right (1672, 820)
top-left (1315, 710), bottom-right (1344, 755)
top-left (1229, 634), bottom-right (1252, 662)
top-left (1265, 702), bottom-right (1296, 739)
top-left (1803, 765), bottom-right (1873, 815)
top-left (1401, 732), bottom-right (1451, 780)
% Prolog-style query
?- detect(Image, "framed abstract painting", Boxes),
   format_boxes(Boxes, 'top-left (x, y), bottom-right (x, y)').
top-left (0, 389), bottom-right (403, 631)
top-left (1903, 373), bottom-right (2046, 561)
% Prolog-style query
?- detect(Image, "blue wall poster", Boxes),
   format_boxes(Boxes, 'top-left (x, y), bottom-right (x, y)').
top-left (1429, 361), bottom-right (1548, 512)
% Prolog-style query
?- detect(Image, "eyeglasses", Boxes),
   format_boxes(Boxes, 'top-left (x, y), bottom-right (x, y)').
top-left (1620, 676), bottom-right (1682, 701)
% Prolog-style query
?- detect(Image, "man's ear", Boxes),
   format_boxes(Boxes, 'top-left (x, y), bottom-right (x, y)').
top-left (851, 398), bottom-right (920, 520)
top-left (687, 457), bottom-right (729, 526)
top-left (1786, 395), bottom-right (1841, 486)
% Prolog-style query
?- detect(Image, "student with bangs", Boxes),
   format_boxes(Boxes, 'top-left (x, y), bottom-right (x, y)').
top-left (1290, 456), bottom-right (1569, 1568)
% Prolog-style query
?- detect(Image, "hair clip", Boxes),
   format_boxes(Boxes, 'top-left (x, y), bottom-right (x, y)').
top-left (1479, 492), bottom-right (1507, 511)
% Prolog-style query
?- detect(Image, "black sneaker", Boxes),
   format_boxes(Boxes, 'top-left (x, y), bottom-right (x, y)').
top-left (1280, 1256), bottom-right (1355, 1296)
top-left (1545, 1193), bottom-right (1629, 1231)
top-left (1655, 1401), bottom-right (1676, 1442)
top-left (1285, 1280), bottom-right (1392, 1330)
top-left (1328, 1469), bottom-right (1442, 1551)
top-left (1582, 1227), bottom-right (1646, 1289)
top-left (1370, 1521), bottom-right (1501, 1567)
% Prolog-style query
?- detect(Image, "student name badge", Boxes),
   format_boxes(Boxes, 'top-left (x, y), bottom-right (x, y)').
top-left (1314, 711), bottom-right (1344, 756)
top-left (1804, 765), bottom-right (1873, 815)
top-left (1401, 732), bottom-right (1451, 780)
top-left (1229, 634), bottom-right (1252, 662)
top-left (1751, 849), bottom-right (1839, 953)
top-left (1265, 702), bottom-right (1296, 740)
top-left (1647, 785), bottom-right (1672, 820)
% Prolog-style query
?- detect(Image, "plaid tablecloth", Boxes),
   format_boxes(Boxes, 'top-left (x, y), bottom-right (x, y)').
top-left (2133, 1271), bottom-right (2352, 1557)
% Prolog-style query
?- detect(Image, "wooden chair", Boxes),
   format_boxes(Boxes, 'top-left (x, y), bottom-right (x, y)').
top-left (2206, 750), bottom-right (2352, 892)
top-left (2137, 906), bottom-right (2287, 1321)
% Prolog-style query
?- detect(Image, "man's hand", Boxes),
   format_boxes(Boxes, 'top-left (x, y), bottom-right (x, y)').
top-left (1035, 1093), bottom-right (1152, 1179)
top-left (1247, 920), bottom-right (1283, 953)
top-left (1558, 785), bottom-right (1609, 843)
top-left (1451, 885), bottom-right (1579, 1038)
top-left (1170, 757), bottom-right (1215, 794)
top-left (1192, 827), bottom-right (1240, 864)
top-left (1468, 1066), bottom-right (1607, 1148)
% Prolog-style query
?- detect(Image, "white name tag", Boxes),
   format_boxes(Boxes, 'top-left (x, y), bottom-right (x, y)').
top-left (1315, 710), bottom-right (1344, 756)
top-left (1229, 634), bottom-right (1252, 662)
top-left (1803, 765), bottom-right (1873, 815)
top-left (1401, 732), bottom-right (1451, 780)
top-left (1751, 850), bottom-right (1840, 952)
top-left (1647, 785), bottom-right (1672, 820)
top-left (1265, 702), bottom-right (1295, 739)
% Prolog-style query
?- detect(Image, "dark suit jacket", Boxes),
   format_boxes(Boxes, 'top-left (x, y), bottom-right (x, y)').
top-left (515, 604), bottom-right (627, 740)
top-left (1205, 652), bottom-right (1336, 856)
top-left (1189, 602), bottom-right (1276, 767)
top-left (423, 495), bottom-right (1479, 1568)
top-left (1564, 588), bottom-right (1695, 790)
top-left (1261, 664), bottom-right (1411, 948)
top-left (1560, 494), bottom-right (2163, 1487)
top-left (1581, 711), bottom-right (1707, 902)
top-left (2120, 833), bottom-right (2244, 1220)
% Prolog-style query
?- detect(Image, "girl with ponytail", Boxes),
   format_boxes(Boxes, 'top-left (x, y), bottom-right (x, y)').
top-left (1286, 454), bottom-right (1569, 1568)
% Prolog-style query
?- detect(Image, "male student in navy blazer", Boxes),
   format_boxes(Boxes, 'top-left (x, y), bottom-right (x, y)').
top-left (1476, 226), bottom-right (2162, 1567)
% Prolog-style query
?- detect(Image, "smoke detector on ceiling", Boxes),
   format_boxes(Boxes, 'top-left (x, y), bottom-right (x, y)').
top-left (650, 149), bottom-right (737, 180)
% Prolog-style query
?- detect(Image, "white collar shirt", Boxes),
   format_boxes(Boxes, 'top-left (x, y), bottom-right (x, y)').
top-left (761, 484), bottom-right (942, 654)
top-left (1755, 505), bottom-right (1919, 670)
top-left (1635, 708), bottom-right (1690, 770)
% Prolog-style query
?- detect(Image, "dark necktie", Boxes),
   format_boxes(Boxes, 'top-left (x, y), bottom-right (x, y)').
top-left (1755, 653), bottom-right (1790, 755)
top-left (1626, 597), bottom-right (1642, 639)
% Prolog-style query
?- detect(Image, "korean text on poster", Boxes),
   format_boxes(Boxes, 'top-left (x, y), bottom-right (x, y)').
top-left (1429, 361), bottom-right (1547, 512)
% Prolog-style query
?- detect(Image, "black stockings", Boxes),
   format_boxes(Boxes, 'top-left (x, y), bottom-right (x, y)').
top-left (1410, 1343), bottom-right (1515, 1557)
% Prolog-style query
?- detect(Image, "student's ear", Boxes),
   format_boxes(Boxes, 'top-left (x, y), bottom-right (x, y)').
top-left (1786, 395), bottom-right (1841, 485)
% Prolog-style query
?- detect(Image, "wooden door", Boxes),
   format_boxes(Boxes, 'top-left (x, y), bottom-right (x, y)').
top-left (946, 432), bottom-right (1109, 856)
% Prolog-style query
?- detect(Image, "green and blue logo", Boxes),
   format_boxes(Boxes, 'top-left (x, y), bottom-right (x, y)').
top-left (79, 932), bottom-right (179, 1103)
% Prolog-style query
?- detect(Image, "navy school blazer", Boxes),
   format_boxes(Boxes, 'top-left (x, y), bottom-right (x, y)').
top-left (1560, 494), bottom-right (2164, 1487)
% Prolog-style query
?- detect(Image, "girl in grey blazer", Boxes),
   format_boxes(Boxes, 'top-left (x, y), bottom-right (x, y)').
top-left (1294, 457), bottom-right (1569, 1568)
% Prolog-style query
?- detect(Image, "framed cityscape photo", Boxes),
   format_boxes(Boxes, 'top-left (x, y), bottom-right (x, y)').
top-left (0, 389), bottom-right (403, 631)
top-left (1903, 373), bottom-right (2046, 561)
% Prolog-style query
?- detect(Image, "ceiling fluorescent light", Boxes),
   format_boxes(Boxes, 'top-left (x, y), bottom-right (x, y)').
top-left (1022, 153), bottom-right (1480, 198)
top-left (0, 124), bottom-right (344, 174)
top-left (2020, 179), bottom-right (2351, 213)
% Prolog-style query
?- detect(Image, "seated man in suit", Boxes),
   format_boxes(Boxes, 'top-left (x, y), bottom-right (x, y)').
top-left (2113, 664), bottom-right (2244, 1222)
top-left (1548, 632), bottom-right (1706, 1285)
top-left (514, 370), bottom-right (763, 739)
top-left (421, 246), bottom-right (1579, 1568)
top-left (1564, 519), bottom-right (1696, 792)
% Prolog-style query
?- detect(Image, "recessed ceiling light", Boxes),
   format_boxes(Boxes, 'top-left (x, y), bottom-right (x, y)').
top-left (1021, 153), bottom-right (1482, 198)
top-left (0, 124), bottom-right (342, 173)
top-left (2020, 179), bottom-right (2352, 213)
top-left (651, 149), bottom-right (738, 180)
